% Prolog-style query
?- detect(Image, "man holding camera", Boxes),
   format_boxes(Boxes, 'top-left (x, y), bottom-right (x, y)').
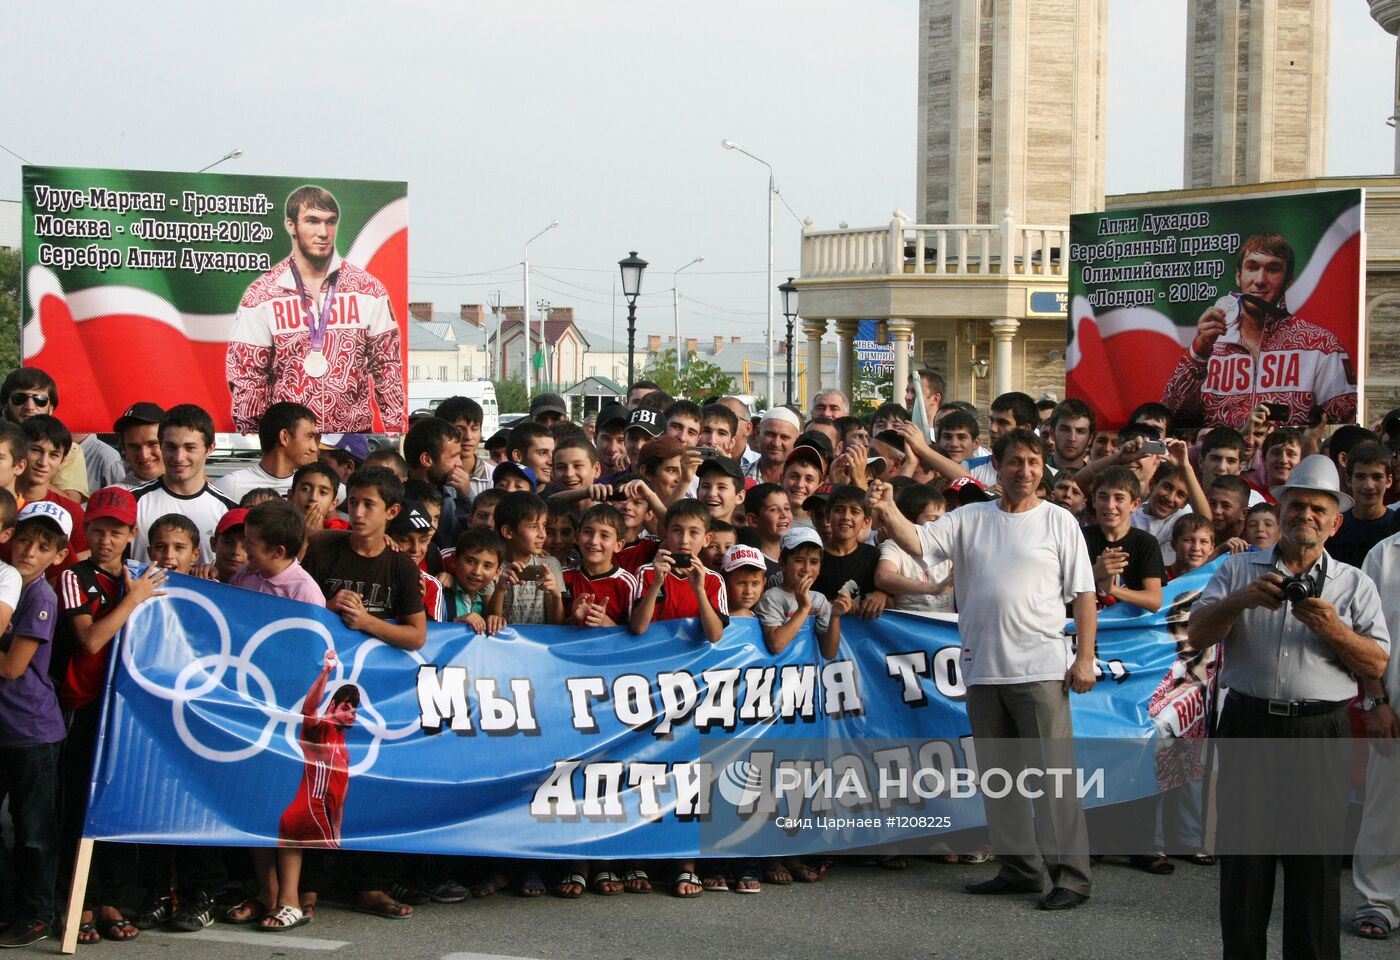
top-left (1187, 454), bottom-right (1389, 960)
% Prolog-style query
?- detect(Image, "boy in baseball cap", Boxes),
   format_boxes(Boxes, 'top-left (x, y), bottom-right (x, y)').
top-left (56, 486), bottom-right (165, 943)
top-left (721, 544), bottom-right (768, 620)
top-left (210, 508), bottom-right (249, 583)
top-left (0, 499), bottom-right (76, 946)
top-left (754, 526), bottom-right (854, 661)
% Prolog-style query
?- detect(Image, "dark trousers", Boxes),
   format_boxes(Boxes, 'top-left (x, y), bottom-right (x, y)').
top-left (1216, 697), bottom-right (1349, 960)
top-left (60, 702), bottom-right (134, 907)
top-left (0, 742), bottom-right (62, 925)
top-left (965, 680), bottom-right (1091, 895)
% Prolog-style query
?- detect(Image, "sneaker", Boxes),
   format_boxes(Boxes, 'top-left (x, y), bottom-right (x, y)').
top-left (169, 892), bottom-right (216, 932)
top-left (131, 893), bottom-right (173, 930)
top-left (427, 880), bottom-right (470, 904)
top-left (0, 920), bottom-right (49, 948)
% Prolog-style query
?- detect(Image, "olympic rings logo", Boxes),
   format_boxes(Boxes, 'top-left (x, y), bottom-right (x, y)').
top-left (119, 586), bottom-right (426, 776)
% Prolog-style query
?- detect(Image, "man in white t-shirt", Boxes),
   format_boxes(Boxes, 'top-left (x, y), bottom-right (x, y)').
top-left (875, 427), bottom-right (1098, 911)
top-left (131, 405), bottom-right (236, 565)
top-left (213, 402), bottom-right (319, 504)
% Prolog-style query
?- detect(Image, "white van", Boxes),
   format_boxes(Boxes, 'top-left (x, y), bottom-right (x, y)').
top-left (407, 379), bottom-right (500, 438)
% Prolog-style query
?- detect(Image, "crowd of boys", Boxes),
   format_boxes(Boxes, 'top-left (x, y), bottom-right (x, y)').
top-left (3, 362), bottom-right (1400, 949)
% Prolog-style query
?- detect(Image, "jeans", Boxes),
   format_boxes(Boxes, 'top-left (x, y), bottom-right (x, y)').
top-left (0, 742), bottom-right (62, 925)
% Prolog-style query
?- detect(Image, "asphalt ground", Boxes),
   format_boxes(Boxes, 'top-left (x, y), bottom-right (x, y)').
top-left (37, 857), bottom-right (1393, 960)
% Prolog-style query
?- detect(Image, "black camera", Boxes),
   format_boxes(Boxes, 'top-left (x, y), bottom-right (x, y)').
top-left (672, 551), bottom-right (693, 570)
top-left (1278, 558), bottom-right (1326, 605)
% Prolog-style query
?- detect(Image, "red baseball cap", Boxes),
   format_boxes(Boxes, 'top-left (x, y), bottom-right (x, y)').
top-left (84, 486), bottom-right (138, 527)
top-left (215, 508), bottom-right (249, 537)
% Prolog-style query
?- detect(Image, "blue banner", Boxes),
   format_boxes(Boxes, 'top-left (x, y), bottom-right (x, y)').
top-left (85, 563), bottom-right (1219, 858)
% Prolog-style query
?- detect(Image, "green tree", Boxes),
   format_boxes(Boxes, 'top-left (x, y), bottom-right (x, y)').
top-left (643, 349), bottom-right (735, 399)
top-left (0, 249), bottom-right (20, 375)
top-left (492, 377), bottom-right (529, 414)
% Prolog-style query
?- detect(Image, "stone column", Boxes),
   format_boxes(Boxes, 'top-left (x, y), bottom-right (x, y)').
top-left (803, 318), bottom-right (829, 411)
top-left (835, 319), bottom-right (860, 402)
top-left (991, 318), bottom-right (1020, 398)
top-left (888, 319), bottom-right (915, 404)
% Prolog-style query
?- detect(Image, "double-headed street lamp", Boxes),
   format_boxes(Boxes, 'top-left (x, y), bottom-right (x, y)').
top-left (619, 251), bottom-right (649, 386)
top-left (197, 148), bottom-right (243, 173)
top-left (522, 220), bottom-right (559, 400)
top-left (778, 276), bottom-right (799, 405)
top-left (721, 139), bottom-right (776, 405)
top-left (672, 256), bottom-right (704, 378)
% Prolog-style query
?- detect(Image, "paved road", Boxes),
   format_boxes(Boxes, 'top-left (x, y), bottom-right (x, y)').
top-left (58, 859), bottom-right (1388, 960)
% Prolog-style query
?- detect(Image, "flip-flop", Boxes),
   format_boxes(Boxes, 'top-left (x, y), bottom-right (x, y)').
top-left (733, 868), bottom-right (762, 894)
top-left (353, 898), bottom-right (412, 920)
top-left (74, 922), bottom-right (99, 946)
top-left (622, 869), bottom-right (652, 894)
top-left (95, 917), bottom-right (138, 942)
top-left (555, 874), bottom-right (587, 899)
top-left (591, 872), bottom-right (624, 896)
top-left (672, 871), bottom-right (703, 898)
top-left (257, 905), bottom-right (310, 932)
top-left (219, 898), bottom-right (270, 925)
top-left (472, 874), bottom-right (510, 898)
top-left (518, 873), bottom-right (546, 898)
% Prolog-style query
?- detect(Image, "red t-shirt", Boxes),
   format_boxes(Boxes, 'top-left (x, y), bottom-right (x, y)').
top-left (563, 566), bottom-right (638, 623)
top-left (56, 560), bottom-right (121, 710)
top-left (615, 534), bottom-right (660, 575)
top-left (634, 564), bottom-right (729, 621)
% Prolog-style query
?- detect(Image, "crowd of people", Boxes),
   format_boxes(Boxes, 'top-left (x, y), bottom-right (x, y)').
top-left (1, 362), bottom-right (1399, 956)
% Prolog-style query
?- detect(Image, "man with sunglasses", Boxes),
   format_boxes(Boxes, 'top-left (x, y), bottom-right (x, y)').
top-left (1, 369), bottom-right (88, 503)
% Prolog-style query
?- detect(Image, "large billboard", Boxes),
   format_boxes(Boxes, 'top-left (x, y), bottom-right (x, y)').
top-left (1067, 189), bottom-right (1363, 430)
top-left (21, 166), bottom-right (408, 434)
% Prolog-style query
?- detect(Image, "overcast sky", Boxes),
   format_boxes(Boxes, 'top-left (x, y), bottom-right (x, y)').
top-left (3, 1), bottom-right (1394, 347)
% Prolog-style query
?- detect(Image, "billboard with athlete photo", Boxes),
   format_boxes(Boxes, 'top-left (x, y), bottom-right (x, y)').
top-left (20, 166), bottom-right (408, 434)
top-left (1067, 189), bottom-right (1363, 430)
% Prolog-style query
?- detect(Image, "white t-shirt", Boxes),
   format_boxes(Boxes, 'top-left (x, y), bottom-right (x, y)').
top-left (970, 461), bottom-right (999, 488)
top-left (915, 499), bottom-right (1094, 686)
top-left (1130, 504), bottom-right (1190, 567)
top-left (0, 560), bottom-right (21, 614)
top-left (212, 461), bottom-right (295, 504)
top-left (878, 538), bottom-right (954, 613)
top-left (130, 479), bottom-right (238, 565)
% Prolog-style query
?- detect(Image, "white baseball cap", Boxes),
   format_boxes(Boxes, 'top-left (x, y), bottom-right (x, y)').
top-left (780, 526), bottom-right (824, 552)
top-left (722, 544), bottom-right (768, 573)
top-left (17, 500), bottom-right (73, 539)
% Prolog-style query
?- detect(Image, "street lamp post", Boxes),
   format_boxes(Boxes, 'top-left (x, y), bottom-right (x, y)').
top-left (672, 256), bottom-right (704, 380)
top-left (721, 139), bottom-right (776, 406)
top-left (198, 148), bottom-right (243, 173)
top-left (619, 251), bottom-right (649, 386)
top-left (536, 298), bottom-right (551, 388)
top-left (778, 276), bottom-right (799, 406)
top-left (522, 220), bottom-right (559, 400)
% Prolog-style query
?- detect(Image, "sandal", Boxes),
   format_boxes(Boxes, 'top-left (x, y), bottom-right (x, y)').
top-left (472, 873), bottom-right (510, 898)
top-left (518, 873), bottom-right (546, 898)
top-left (591, 871), bottom-right (623, 896)
top-left (353, 892), bottom-right (412, 920)
top-left (387, 882), bottom-right (432, 906)
top-left (762, 863), bottom-right (793, 885)
top-left (95, 917), bottom-right (138, 942)
top-left (790, 861), bottom-right (822, 883)
top-left (733, 867), bottom-right (762, 894)
top-left (219, 898), bottom-right (270, 925)
top-left (701, 873), bottom-right (729, 893)
top-left (672, 871), bottom-right (702, 898)
top-left (622, 869), bottom-right (652, 894)
top-left (555, 873), bottom-right (586, 899)
top-left (1354, 913), bottom-right (1392, 940)
top-left (75, 921), bottom-right (99, 946)
top-left (258, 905), bottom-right (309, 931)
top-left (1188, 853), bottom-right (1216, 866)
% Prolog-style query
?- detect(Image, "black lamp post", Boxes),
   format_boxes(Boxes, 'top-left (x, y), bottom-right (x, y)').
top-left (619, 251), bottom-right (648, 385)
top-left (778, 276), bottom-right (799, 406)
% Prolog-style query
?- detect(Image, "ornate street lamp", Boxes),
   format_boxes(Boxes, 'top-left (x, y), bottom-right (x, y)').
top-left (619, 251), bottom-right (649, 385)
top-left (778, 276), bottom-right (799, 405)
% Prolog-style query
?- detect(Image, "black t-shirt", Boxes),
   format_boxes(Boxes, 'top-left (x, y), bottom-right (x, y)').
top-left (1327, 509), bottom-right (1397, 569)
top-left (1081, 525), bottom-right (1165, 590)
top-left (303, 537), bottom-right (426, 620)
top-left (814, 543), bottom-right (880, 602)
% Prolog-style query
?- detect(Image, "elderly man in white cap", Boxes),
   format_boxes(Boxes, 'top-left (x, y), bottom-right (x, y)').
top-left (1187, 454), bottom-right (1389, 960)
top-left (745, 407), bottom-right (802, 484)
